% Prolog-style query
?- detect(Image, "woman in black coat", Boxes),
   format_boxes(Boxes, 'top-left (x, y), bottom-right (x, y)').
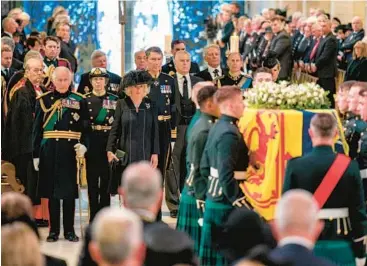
top-left (345, 41), bottom-right (367, 82)
top-left (106, 70), bottom-right (159, 169)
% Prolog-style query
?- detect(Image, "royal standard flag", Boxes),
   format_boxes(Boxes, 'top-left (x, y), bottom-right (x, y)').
top-left (238, 109), bottom-right (348, 221)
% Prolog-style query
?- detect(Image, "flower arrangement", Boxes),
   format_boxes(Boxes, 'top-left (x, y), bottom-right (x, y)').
top-left (244, 82), bottom-right (331, 110)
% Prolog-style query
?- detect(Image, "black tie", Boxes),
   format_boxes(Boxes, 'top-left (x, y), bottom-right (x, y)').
top-left (213, 69), bottom-right (219, 78)
top-left (183, 76), bottom-right (189, 99)
top-left (4, 68), bottom-right (8, 78)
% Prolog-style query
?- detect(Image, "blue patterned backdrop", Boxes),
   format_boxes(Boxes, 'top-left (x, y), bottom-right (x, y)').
top-left (22, 0), bottom-right (98, 82)
top-left (170, 0), bottom-right (245, 65)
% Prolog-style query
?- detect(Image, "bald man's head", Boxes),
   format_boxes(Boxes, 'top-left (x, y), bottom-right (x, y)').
top-left (352, 16), bottom-right (363, 32)
top-left (273, 189), bottom-right (323, 243)
top-left (120, 162), bottom-right (162, 214)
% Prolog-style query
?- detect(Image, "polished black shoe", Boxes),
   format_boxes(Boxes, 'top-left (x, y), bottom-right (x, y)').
top-left (36, 219), bottom-right (49, 227)
top-left (170, 210), bottom-right (178, 218)
top-left (64, 232), bottom-right (79, 242)
top-left (46, 232), bottom-right (59, 242)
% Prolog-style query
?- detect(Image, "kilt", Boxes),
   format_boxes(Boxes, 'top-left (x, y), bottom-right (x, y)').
top-left (176, 186), bottom-right (201, 255)
top-left (314, 240), bottom-right (355, 266)
top-left (199, 199), bottom-right (233, 266)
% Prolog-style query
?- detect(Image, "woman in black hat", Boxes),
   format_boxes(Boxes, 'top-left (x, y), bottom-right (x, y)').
top-left (106, 70), bottom-right (159, 184)
top-left (262, 51), bottom-right (281, 82)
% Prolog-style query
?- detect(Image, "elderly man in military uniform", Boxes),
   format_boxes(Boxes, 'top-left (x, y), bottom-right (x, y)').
top-left (214, 52), bottom-right (252, 90)
top-left (199, 86), bottom-right (251, 266)
top-left (77, 50), bottom-right (122, 96)
top-left (3, 57), bottom-right (45, 204)
top-left (283, 113), bottom-right (367, 266)
top-left (43, 36), bottom-right (72, 91)
top-left (145, 46), bottom-right (176, 219)
top-left (176, 84), bottom-right (219, 255)
top-left (165, 50), bottom-right (203, 218)
top-left (84, 68), bottom-right (118, 222)
top-left (33, 67), bottom-right (89, 242)
top-left (162, 40), bottom-right (200, 76)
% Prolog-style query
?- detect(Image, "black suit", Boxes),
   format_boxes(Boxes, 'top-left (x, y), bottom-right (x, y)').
top-left (58, 38), bottom-right (78, 73)
top-left (162, 61), bottom-right (200, 76)
top-left (315, 32), bottom-right (338, 107)
top-left (165, 74), bottom-right (203, 213)
top-left (270, 243), bottom-right (335, 266)
top-left (1, 67), bottom-right (16, 84)
top-left (11, 58), bottom-right (23, 71)
top-left (270, 30), bottom-right (292, 80)
top-left (345, 57), bottom-right (367, 82)
top-left (195, 67), bottom-right (227, 81)
top-left (342, 29), bottom-right (365, 64)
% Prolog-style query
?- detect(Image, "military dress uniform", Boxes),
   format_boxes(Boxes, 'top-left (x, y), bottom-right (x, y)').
top-left (162, 60), bottom-right (200, 76)
top-left (355, 120), bottom-right (367, 203)
top-left (43, 57), bottom-right (72, 91)
top-left (214, 73), bottom-right (252, 90)
top-left (176, 112), bottom-right (216, 255)
top-left (77, 70), bottom-right (122, 96)
top-left (147, 72), bottom-right (176, 184)
top-left (33, 90), bottom-right (89, 241)
top-left (84, 86), bottom-right (118, 221)
top-left (283, 145), bottom-right (367, 265)
top-left (199, 114), bottom-right (250, 266)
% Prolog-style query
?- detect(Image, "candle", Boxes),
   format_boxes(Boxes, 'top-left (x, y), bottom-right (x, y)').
top-left (164, 35), bottom-right (172, 54)
top-left (230, 34), bottom-right (239, 53)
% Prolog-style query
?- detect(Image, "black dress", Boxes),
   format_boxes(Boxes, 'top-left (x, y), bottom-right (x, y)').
top-left (106, 96), bottom-right (159, 164)
top-left (345, 57), bottom-right (367, 82)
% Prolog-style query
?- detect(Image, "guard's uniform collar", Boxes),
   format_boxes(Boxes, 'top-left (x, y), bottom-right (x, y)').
top-left (201, 112), bottom-right (217, 123)
top-left (220, 114), bottom-right (238, 124)
top-left (312, 145), bottom-right (333, 153)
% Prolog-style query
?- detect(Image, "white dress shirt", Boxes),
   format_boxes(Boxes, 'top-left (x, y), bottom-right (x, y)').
top-left (278, 236), bottom-right (314, 250)
top-left (176, 72), bottom-right (191, 98)
top-left (208, 66), bottom-right (222, 80)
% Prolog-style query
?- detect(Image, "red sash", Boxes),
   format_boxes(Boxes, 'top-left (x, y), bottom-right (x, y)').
top-left (313, 154), bottom-right (351, 208)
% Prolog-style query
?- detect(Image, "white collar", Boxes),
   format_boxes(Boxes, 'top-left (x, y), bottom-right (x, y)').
top-left (177, 72), bottom-right (189, 79)
top-left (4, 31), bottom-right (12, 37)
top-left (278, 236), bottom-right (314, 250)
top-left (208, 65), bottom-right (221, 73)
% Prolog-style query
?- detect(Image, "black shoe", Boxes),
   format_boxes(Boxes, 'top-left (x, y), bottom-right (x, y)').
top-left (170, 210), bottom-right (178, 218)
top-left (36, 219), bottom-right (49, 227)
top-left (46, 232), bottom-right (59, 242)
top-left (64, 232), bottom-right (79, 242)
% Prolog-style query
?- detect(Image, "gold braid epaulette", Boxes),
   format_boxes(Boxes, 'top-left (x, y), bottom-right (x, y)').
top-left (41, 99), bottom-right (62, 128)
top-left (9, 78), bottom-right (26, 101)
top-left (72, 91), bottom-right (86, 98)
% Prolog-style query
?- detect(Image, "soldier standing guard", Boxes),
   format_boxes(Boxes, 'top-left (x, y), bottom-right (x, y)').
top-left (33, 67), bottom-right (89, 242)
top-left (199, 86), bottom-right (251, 266)
top-left (145, 46), bottom-right (176, 219)
top-left (283, 113), bottom-right (367, 266)
top-left (84, 68), bottom-right (118, 222)
top-left (176, 85), bottom-right (219, 255)
top-left (214, 53), bottom-right (252, 90)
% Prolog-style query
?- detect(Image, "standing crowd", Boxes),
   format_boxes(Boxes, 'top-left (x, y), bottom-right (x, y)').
top-left (1, 3), bottom-right (367, 266)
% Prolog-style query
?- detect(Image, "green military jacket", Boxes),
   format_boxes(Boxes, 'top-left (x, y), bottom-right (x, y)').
top-left (185, 112), bottom-right (216, 200)
top-left (343, 112), bottom-right (361, 159)
top-left (214, 73), bottom-right (253, 90)
top-left (283, 145), bottom-right (367, 257)
top-left (200, 114), bottom-right (249, 205)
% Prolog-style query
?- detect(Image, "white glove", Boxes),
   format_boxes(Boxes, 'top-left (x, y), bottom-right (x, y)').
top-left (356, 258), bottom-right (366, 266)
top-left (74, 143), bottom-right (87, 158)
top-left (33, 158), bottom-right (40, 171)
top-left (232, 196), bottom-right (251, 208)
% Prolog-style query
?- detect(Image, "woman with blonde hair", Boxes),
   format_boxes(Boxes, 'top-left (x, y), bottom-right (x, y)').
top-left (344, 41), bottom-right (367, 82)
top-left (2, 222), bottom-right (44, 266)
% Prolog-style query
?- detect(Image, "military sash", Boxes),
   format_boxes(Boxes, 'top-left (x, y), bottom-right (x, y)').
top-left (41, 94), bottom-right (82, 146)
top-left (313, 154), bottom-right (351, 208)
top-left (238, 76), bottom-right (252, 90)
top-left (95, 94), bottom-right (117, 124)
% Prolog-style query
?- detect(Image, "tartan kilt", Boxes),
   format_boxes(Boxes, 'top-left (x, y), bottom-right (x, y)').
top-left (176, 186), bottom-right (201, 255)
top-left (199, 199), bottom-right (233, 266)
top-left (314, 240), bottom-right (355, 266)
